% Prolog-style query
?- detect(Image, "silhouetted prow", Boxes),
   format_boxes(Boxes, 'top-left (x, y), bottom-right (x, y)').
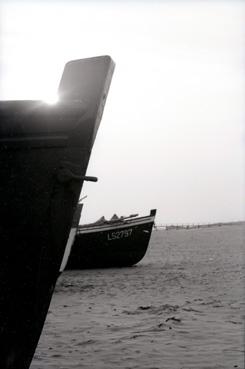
top-left (0, 55), bottom-right (115, 369)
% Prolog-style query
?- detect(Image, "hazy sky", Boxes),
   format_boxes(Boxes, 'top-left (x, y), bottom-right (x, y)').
top-left (1, 0), bottom-right (244, 224)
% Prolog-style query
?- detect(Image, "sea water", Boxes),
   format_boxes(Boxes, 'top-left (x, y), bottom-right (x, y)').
top-left (31, 224), bottom-right (244, 369)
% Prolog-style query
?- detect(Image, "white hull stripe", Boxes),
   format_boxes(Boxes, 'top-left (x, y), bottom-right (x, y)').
top-left (59, 227), bottom-right (77, 272)
top-left (77, 216), bottom-right (155, 235)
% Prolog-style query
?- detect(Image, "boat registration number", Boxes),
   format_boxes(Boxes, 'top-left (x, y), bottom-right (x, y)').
top-left (107, 228), bottom-right (133, 241)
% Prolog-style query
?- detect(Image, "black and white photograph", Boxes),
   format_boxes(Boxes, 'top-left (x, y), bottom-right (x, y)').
top-left (0, 1), bottom-right (244, 368)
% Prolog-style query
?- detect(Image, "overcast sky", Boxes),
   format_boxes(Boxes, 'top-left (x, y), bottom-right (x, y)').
top-left (1, 0), bottom-right (244, 224)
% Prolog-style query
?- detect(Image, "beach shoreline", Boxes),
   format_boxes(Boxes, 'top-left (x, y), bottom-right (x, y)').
top-left (31, 223), bottom-right (244, 369)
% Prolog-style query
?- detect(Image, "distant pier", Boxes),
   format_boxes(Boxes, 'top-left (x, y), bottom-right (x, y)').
top-left (154, 220), bottom-right (245, 230)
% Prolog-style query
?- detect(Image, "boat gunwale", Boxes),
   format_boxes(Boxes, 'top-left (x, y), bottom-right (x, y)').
top-left (76, 215), bottom-right (156, 234)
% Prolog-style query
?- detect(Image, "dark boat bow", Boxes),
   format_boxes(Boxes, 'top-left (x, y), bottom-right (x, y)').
top-left (0, 56), bottom-right (115, 369)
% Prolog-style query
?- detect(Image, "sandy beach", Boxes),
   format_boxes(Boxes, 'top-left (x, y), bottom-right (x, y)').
top-left (31, 223), bottom-right (244, 369)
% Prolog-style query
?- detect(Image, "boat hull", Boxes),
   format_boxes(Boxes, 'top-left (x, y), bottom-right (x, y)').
top-left (0, 131), bottom-right (85, 368)
top-left (66, 211), bottom-right (156, 269)
top-left (0, 56), bottom-right (114, 369)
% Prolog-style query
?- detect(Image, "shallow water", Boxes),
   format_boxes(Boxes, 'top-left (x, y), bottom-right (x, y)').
top-left (31, 224), bottom-right (244, 369)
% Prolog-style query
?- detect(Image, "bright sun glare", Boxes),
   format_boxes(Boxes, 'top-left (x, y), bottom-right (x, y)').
top-left (43, 94), bottom-right (59, 105)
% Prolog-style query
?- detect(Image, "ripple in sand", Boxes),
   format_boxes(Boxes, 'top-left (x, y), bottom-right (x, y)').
top-left (123, 304), bottom-right (180, 315)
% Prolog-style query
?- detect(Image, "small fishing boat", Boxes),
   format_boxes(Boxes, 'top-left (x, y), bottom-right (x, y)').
top-left (0, 55), bottom-right (115, 369)
top-left (66, 209), bottom-right (157, 269)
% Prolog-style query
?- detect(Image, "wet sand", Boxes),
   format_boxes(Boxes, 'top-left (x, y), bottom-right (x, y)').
top-left (31, 224), bottom-right (244, 369)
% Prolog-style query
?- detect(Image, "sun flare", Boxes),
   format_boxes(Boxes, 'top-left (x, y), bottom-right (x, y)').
top-left (42, 94), bottom-right (59, 105)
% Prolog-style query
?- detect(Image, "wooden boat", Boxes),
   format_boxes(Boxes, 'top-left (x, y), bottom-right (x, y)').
top-left (66, 209), bottom-right (157, 269)
top-left (59, 203), bottom-right (83, 272)
top-left (0, 55), bottom-right (115, 369)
